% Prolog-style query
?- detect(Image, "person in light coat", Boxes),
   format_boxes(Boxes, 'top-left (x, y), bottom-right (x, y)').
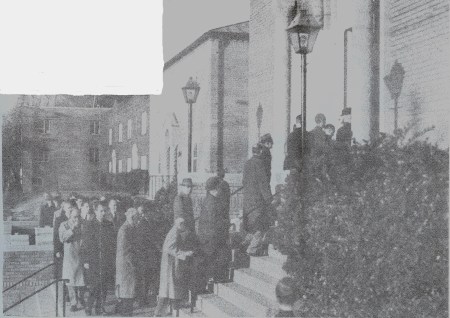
top-left (59, 207), bottom-right (85, 311)
top-left (154, 218), bottom-right (194, 317)
top-left (115, 208), bottom-right (139, 316)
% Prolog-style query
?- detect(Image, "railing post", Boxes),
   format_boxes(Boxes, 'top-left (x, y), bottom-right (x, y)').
top-left (62, 280), bottom-right (66, 317)
top-left (55, 280), bottom-right (59, 317)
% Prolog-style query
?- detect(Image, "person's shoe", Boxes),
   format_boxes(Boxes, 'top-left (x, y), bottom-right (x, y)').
top-left (70, 305), bottom-right (77, 312)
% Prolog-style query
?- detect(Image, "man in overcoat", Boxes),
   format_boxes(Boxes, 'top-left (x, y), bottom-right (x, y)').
top-left (115, 208), bottom-right (139, 316)
top-left (197, 176), bottom-right (229, 288)
top-left (59, 207), bottom-right (85, 311)
top-left (154, 218), bottom-right (194, 317)
top-left (173, 178), bottom-right (195, 233)
top-left (81, 201), bottom-right (116, 316)
top-left (259, 133), bottom-right (274, 182)
top-left (215, 169), bottom-right (232, 281)
top-left (39, 192), bottom-right (56, 227)
top-left (284, 115), bottom-right (304, 171)
top-left (135, 202), bottom-right (160, 306)
top-left (243, 144), bottom-right (273, 255)
top-left (53, 200), bottom-right (71, 279)
top-left (308, 113), bottom-right (328, 179)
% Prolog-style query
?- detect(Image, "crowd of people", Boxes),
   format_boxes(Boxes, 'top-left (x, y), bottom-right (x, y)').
top-left (241, 108), bottom-right (353, 256)
top-left (35, 108), bottom-right (353, 317)
top-left (38, 169), bottom-right (232, 317)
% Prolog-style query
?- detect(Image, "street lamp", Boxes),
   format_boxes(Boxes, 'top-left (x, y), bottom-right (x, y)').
top-left (182, 77), bottom-right (200, 173)
top-left (384, 60), bottom-right (405, 132)
top-left (287, 7), bottom-right (322, 153)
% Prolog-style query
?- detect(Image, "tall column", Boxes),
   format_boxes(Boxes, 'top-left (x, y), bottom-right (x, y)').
top-left (351, 0), bottom-right (380, 142)
top-left (270, 0), bottom-right (294, 190)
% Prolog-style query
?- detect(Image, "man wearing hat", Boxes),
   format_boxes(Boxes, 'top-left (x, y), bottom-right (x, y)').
top-left (336, 107), bottom-right (353, 149)
top-left (173, 178), bottom-right (195, 233)
top-left (242, 144), bottom-right (273, 255)
top-left (284, 114), bottom-right (305, 171)
top-left (39, 192), bottom-right (56, 227)
top-left (259, 133), bottom-right (273, 183)
top-left (196, 176), bottom-right (230, 289)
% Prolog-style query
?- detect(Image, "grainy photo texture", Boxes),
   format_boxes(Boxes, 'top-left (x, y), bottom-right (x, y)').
top-left (2, 0), bottom-right (449, 317)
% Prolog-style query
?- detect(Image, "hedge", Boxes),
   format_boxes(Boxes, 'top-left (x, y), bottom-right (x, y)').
top-left (272, 129), bottom-right (448, 317)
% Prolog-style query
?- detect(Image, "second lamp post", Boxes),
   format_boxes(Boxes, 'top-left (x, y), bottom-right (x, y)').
top-left (182, 77), bottom-right (200, 173)
top-left (286, 7), bottom-right (322, 153)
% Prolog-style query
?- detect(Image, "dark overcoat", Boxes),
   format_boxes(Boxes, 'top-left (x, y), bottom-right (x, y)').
top-left (173, 194), bottom-right (195, 232)
top-left (197, 194), bottom-right (225, 255)
top-left (260, 146), bottom-right (272, 182)
top-left (81, 218), bottom-right (116, 287)
top-left (136, 217), bottom-right (160, 275)
top-left (115, 221), bottom-right (138, 299)
top-left (284, 127), bottom-right (303, 170)
top-left (39, 202), bottom-right (56, 227)
top-left (242, 155), bottom-right (272, 233)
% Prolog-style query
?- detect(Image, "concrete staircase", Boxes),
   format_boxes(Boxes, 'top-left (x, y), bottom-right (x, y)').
top-left (187, 245), bottom-right (287, 317)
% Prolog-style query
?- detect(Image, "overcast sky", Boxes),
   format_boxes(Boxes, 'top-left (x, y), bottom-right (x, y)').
top-left (0, 0), bottom-right (250, 113)
top-left (163, 0), bottom-right (250, 60)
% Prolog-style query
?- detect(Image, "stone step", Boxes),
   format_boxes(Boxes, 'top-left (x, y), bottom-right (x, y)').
top-left (198, 293), bottom-right (250, 317)
top-left (268, 244), bottom-right (287, 262)
top-left (216, 282), bottom-right (278, 317)
top-left (177, 307), bottom-right (208, 317)
top-left (233, 268), bottom-right (279, 303)
top-left (250, 255), bottom-right (286, 280)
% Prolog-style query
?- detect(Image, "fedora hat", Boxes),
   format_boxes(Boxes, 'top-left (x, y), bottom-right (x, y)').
top-left (180, 178), bottom-right (193, 187)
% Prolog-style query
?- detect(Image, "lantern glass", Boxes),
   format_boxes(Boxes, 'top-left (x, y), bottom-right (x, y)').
top-left (182, 77), bottom-right (200, 104)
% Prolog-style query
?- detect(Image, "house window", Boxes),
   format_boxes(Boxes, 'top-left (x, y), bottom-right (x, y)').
top-left (127, 119), bottom-right (132, 139)
top-left (109, 128), bottom-right (113, 145)
top-left (127, 158), bottom-right (132, 172)
top-left (108, 161), bottom-right (112, 173)
top-left (140, 155), bottom-right (148, 170)
top-left (118, 123), bottom-right (123, 142)
top-left (193, 144), bottom-right (198, 173)
top-left (89, 148), bottom-right (99, 163)
top-left (36, 150), bottom-right (49, 162)
top-left (90, 120), bottom-right (100, 135)
top-left (141, 112), bottom-right (147, 135)
top-left (118, 159), bottom-right (123, 173)
top-left (132, 144), bottom-right (139, 169)
top-left (32, 177), bottom-right (43, 187)
top-left (112, 150), bottom-right (117, 174)
top-left (36, 119), bottom-right (50, 134)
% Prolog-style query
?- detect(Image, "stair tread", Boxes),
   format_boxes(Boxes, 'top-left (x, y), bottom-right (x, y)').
top-left (252, 255), bottom-right (285, 266)
top-left (199, 293), bottom-right (250, 317)
top-left (236, 267), bottom-right (280, 285)
top-left (221, 282), bottom-right (277, 308)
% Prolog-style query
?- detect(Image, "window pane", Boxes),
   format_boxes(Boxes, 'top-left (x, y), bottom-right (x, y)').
top-left (140, 155), bottom-right (147, 170)
top-left (127, 119), bottom-right (132, 139)
top-left (118, 123), bottom-right (123, 142)
top-left (118, 159), bottom-right (123, 173)
top-left (141, 112), bottom-right (147, 135)
top-left (109, 128), bottom-right (113, 145)
top-left (127, 158), bottom-right (132, 172)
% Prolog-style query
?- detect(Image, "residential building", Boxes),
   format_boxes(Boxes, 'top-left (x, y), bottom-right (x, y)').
top-left (13, 106), bottom-right (110, 193)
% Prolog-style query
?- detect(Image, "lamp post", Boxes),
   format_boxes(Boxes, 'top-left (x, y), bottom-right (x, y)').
top-left (384, 60), bottom-right (405, 132)
top-left (286, 7), bottom-right (322, 153)
top-left (182, 77), bottom-right (200, 173)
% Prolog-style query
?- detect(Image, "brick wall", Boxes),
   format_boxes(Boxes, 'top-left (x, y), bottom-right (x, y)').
top-left (3, 250), bottom-right (54, 309)
top-left (248, 0), bottom-right (275, 151)
top-left (381, 0), bottom-right (449, 146)
top-left (20, 106), bottom-right (110, 193)
top-left (210, 38), bottom-right (249, 174)
top-left (103, 96), bottom-right (151, 174)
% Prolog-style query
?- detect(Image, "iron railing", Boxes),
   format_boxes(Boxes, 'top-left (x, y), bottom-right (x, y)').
top-left (3, 262), bottom-right (69, 317)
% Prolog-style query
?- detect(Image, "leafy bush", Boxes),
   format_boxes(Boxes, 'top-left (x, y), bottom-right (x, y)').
top-left (273, 129), bottom-right (448, 317)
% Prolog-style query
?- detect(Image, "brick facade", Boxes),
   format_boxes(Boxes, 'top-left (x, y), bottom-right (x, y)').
top-left (3, 249), bottom-right (53, 309)
top-left (381, 0), bottom-right (449, 145)
top-left (17, 106), bottom-right (110, 193)
top-left (103, 96), bottom-right (150, 174)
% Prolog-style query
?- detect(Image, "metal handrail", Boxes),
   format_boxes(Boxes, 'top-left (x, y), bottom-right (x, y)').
top-left (3, 278), bottom-right (69, 316)
top-left (3, 262), bottom-right (55, 293)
